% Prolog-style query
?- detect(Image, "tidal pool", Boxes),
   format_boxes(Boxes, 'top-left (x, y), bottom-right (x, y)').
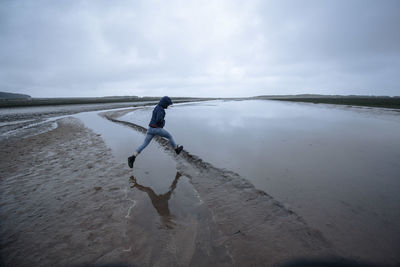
top-left (120, 100), bottom-right (400, 262)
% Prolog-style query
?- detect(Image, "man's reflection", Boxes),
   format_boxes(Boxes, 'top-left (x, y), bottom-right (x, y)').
top-left (130, 172), bottom-right (182, 229)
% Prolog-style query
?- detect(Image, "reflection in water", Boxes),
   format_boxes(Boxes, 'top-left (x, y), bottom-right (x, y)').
top-left (130, 172), bottom-right (182, 229)
top-left (121, 100), bottom-right (400, 262)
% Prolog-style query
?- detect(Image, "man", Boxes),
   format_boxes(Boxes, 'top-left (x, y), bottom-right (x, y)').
top-left (128, 96), bottom-right (183, 168)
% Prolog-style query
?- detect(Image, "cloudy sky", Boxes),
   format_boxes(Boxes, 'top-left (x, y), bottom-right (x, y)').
top-left (0, 0), bottom-right (399, 97)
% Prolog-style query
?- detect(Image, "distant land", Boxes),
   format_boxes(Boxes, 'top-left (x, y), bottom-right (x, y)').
top-left (0, 92), bottom-right (211, 108)
top-left (0, 91), bottom-right (399, 109)
top-left (252, 94), bottom-right (400, 109)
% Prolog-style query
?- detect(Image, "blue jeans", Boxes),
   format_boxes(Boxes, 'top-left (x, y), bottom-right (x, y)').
top-left (136, 127), bottom-right (177, 153)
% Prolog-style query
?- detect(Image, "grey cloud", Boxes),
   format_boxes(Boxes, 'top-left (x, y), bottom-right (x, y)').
top-left (0, 0), bottom-right (399, 97)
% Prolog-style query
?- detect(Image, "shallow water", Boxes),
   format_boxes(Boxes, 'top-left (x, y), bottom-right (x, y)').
top-left (0, 101), bottom-right (156, 139)
top-left (120, 100), bottom-right (400, 261)
top-left (3, 100), bottom-right (399, 264)
top-left (73, 110), bottom-right (236, 265)
top-left (1, 115), bottom-right (233, 266)
top-left (74, 110), bottom-right (205, 228)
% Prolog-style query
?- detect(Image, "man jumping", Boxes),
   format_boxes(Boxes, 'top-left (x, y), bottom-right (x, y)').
top-left (128, 96), bottom-right (183, 168)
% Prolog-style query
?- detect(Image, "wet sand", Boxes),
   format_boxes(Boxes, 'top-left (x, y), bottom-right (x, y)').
top-left (104, 110), bottom-right (337, 264)
top-left (0, 101), bottom-right (158, 140)
top-left (0, 109), bottom-right (343, 266)
top-left (119, 100), bottom-right (400, 265)
top-left (0, 117), bottom-right (227, 266)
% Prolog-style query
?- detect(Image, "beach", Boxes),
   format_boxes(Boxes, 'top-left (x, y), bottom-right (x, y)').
top-left (2, 0), bottom-right (400, 265)
top-left (1, 101), bottom-right (399, 266)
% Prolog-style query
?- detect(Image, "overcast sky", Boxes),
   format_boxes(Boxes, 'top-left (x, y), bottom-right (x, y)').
top-left (1, 0), bottom-right (399, 97)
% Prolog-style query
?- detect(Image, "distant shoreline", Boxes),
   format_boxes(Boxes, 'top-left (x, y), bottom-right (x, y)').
top-left (252, 95), bottom-right (400, 109)
top-left (1, 94), bottom-right (399, 110)
top-left (0, 96), bottom-right (212, 108)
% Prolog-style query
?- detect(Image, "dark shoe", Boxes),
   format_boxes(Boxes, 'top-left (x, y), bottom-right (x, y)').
top-left (128, 155), bottom-right (136, 168)
top-left (175, 145), bottom-right (183, 155)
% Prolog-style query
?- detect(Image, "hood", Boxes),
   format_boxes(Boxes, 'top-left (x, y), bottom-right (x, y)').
top-left (159, 96), bottom-right (173, 108)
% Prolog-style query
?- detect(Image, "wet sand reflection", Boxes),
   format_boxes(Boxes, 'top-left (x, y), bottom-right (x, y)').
top-left (130, 172), bottom-right (182, 229)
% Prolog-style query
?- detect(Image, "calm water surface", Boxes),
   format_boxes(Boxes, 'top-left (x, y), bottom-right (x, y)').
top-left (121, 100), bottom-right (400, 259)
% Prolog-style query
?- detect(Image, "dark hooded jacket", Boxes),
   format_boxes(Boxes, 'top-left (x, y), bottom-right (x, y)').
top-left (149, 96), bottom-right (173, 128)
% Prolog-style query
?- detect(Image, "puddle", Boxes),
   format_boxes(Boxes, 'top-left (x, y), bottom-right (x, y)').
top-left (117, 99), bottom-right (400, 263)
top-left (3, 101), bottom-right (400, 266)
top-left (73, 110), bottom-right (209, 230)
top-left (3, 100), bottom-right (398, 264)
top-left (69, 109), bottom-right (237, 265)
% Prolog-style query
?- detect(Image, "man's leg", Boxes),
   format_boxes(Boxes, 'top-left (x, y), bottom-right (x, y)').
top-left (136, 130), bottom-right (155, 154)
top-left (155, 128), bottom-right (183, 154)
top-left (128, 129), bottom-right (155, 168)
top-left (156, 128), bottom-right (177, 148)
